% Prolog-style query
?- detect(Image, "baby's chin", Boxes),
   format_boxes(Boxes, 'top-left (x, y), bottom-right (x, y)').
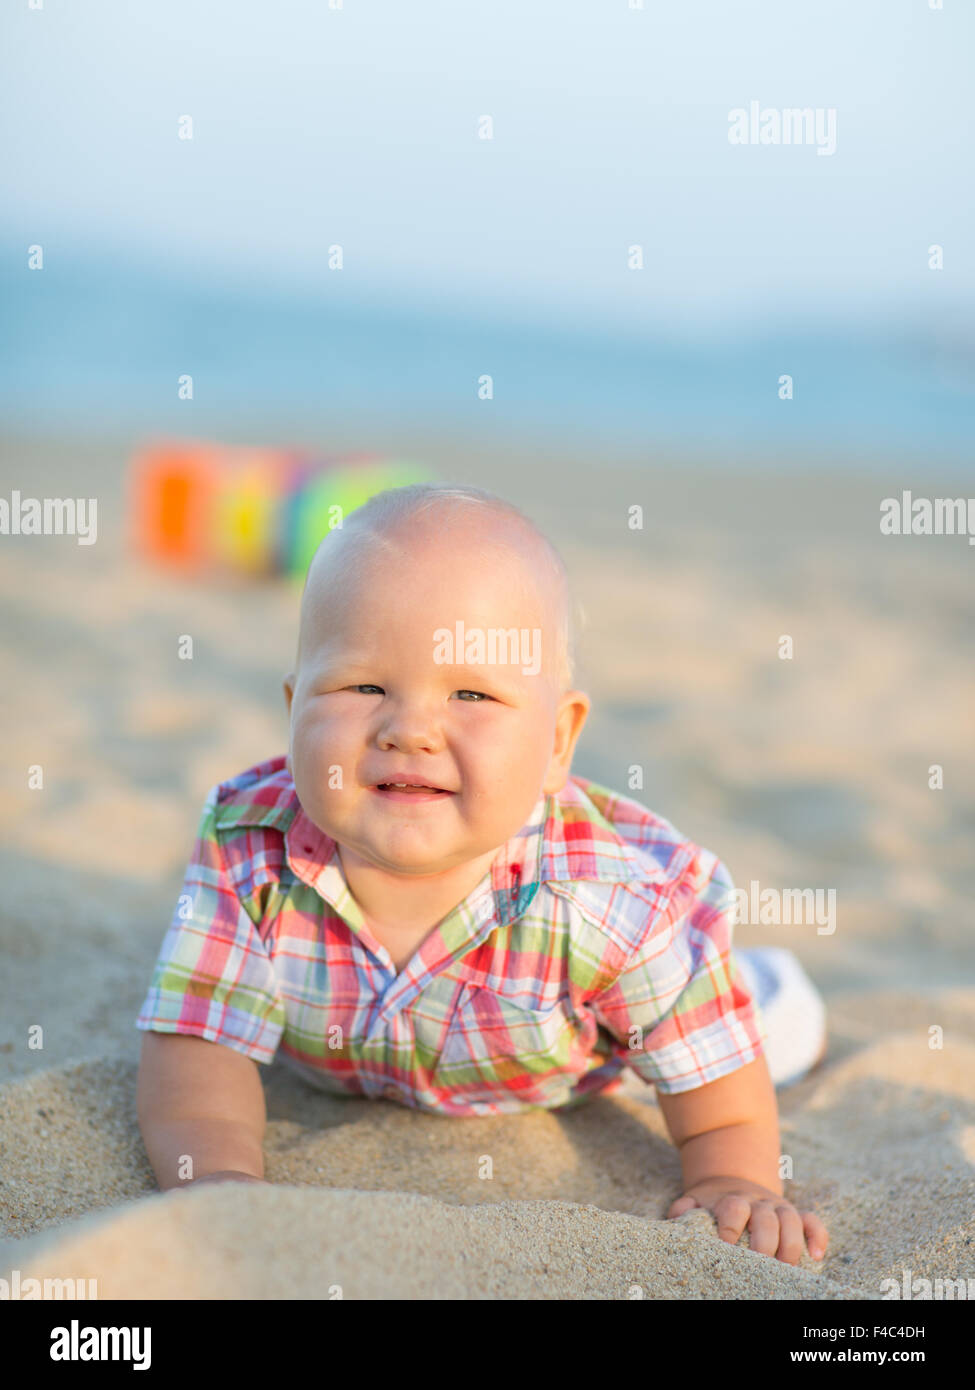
top-left (335, 819), bottom-right (494, 870)
top-left (342, 843), bottom-right (477, 877)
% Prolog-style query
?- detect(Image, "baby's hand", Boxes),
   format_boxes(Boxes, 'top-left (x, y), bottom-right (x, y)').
top-left (667, 1178), bottom-right (828, 1265)
top-left (177, 1170), bottom-right (269, 1189)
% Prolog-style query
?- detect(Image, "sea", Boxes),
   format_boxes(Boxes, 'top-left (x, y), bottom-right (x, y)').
top-left (1, 252), bottom-right (972, 474)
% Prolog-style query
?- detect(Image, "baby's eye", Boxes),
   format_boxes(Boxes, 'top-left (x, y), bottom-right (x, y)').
top-left (345, 685), bottom-right (490, 701)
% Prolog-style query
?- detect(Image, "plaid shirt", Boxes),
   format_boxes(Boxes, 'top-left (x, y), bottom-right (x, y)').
top-left (136, 755), bottom-right (766, 1115)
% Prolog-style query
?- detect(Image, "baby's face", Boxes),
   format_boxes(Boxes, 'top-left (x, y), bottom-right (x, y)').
top-left (283, 513), bottom-right (589, 877)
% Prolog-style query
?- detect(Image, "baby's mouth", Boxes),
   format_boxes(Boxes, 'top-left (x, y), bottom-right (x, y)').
top-left (374, 783), bottom-right (452, 796)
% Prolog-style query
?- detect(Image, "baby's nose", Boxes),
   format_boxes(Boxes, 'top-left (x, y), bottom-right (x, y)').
top-left (376, 709), bottom-right (445, 752)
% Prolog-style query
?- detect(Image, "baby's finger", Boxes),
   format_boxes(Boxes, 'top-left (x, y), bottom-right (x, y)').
top-left (773, 1204), bottom-right (805, 1265)
top-left (743, 1199), bottom-right (781, 1258)
top-left (666, 1195), bottom-right (701, 1219)
top-left (802, 1212), bottom-right (830, 1261)
top-left (711, 1194), bottom-right (753, 1247)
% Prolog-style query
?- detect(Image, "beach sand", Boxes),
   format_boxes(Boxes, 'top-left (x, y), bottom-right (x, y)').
top-left (1, 433), bottom-right (973, 1299)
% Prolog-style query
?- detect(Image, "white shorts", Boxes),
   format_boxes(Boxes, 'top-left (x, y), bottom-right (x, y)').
top-left (618, 946), bottom-right (827, 1099)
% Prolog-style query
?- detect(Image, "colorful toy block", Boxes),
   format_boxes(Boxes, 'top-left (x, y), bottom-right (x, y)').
top-left (207, 449), bottom-right (279, 574)
top-left (129, 440), bottom-right (434, 579)
top-left (283, 457), bottom-right (431, 579)
top-left (129, 440), bottom-right (224, 568)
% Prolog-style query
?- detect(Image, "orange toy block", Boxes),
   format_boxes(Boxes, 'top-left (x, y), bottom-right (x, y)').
top-left (129, 441), bottom-right (224, 568)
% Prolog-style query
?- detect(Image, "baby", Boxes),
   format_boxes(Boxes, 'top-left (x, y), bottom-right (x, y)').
top-left (136, 483), bottom-right (829, 1267)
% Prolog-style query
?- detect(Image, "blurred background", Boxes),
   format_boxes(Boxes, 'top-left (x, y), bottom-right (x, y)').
top-left (1, 1), bottom-right (973, 1077)
top-left (2, 0), bottom-right (973, 462)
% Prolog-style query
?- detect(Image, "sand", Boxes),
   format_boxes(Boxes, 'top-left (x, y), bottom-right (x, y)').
top-left (1, 434), bottom-right (973, 1299)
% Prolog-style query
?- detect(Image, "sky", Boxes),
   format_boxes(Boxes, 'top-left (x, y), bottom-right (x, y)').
top-left (2, 0), bottom-right (972, 339)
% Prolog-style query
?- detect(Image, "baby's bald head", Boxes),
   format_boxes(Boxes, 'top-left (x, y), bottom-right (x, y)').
top-left (292, 484), bottom-right (579, 695)
top-left (284, 484), bottom-right (592, 871)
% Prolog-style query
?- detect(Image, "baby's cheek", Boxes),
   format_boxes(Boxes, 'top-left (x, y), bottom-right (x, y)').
top-left (297, 724), bottom-right (342, 772)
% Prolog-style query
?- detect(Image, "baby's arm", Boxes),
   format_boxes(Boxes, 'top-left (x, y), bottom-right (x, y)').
top-left (136, 1033), bottom-right (268, 1191)
top-left (657, 1053), bottom-right (781, 1190)
top-left (656, 1054), bottom-right (827, 1263)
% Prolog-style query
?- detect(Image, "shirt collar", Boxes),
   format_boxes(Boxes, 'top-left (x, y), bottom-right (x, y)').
top-left (285, 789), bottom-right (551, 934)
top-left (213, 755), bottom-right (651, 931)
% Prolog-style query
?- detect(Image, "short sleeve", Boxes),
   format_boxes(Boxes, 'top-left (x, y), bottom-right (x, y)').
top-left (135, 785), bottom-right (286, 1063)
top-left (588, 853), bottom-right (767, 1094)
